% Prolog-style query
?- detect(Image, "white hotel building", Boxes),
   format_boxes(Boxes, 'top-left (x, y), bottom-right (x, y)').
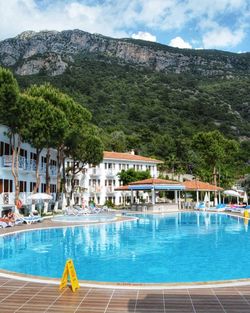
top-left (0, 124), bottom-right (162, 211)
top-left (69, 151), bottom-right (161, 206)
top-left (0, 125), bottom-right (58, 212)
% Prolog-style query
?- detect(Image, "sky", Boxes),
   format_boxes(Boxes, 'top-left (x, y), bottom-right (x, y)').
top-left (0, 0), bottom-right (250, 53)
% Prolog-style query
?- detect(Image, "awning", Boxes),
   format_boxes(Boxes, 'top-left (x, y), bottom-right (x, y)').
top-left (128, 184), bottom-right (184, 190)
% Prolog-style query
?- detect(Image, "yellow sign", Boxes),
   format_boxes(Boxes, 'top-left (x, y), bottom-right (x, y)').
top-left (59, 259), bottom-right (80, 292)
top-left (244, 210), bottom-right (249, 218)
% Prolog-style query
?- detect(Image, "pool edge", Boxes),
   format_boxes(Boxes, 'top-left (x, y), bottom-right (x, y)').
top-left (1, 210), bottom-right (249, 290)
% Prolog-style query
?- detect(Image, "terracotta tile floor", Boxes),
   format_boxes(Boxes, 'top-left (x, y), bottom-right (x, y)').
top-left (0, 277), bottom-right (250, 313)
top-left (1, 217), bottom-right (250, 312)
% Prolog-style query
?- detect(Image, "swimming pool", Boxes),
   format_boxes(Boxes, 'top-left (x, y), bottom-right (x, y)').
top-left (51, 213), bottom-right (117, 223)
top-left (0, 212), bottom-right (249, 284)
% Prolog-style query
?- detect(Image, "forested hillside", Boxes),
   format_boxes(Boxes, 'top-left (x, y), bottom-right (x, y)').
top-left (17, 54), bottom-right (250, 156)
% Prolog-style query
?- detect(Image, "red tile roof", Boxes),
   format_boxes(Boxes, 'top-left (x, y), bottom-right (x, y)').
top-left (183, 180), bottom-right (223, 191)
top-left (128, 178), bottom-right (180, 185)
top-left (103, 151), bottom-right (163, 163)
top-left (115, 185), bottom-right (130, 191)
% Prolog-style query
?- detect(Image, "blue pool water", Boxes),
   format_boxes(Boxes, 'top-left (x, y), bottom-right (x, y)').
top-left (0, 212), bottom-right (250, 283)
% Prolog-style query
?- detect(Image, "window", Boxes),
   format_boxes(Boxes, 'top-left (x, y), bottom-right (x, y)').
top-left (42, 156), bottom-right (46, 163)
top-left (20, 149), bottom-right (27, 158)
top-left (74, 179), bottom-right (79, 186)
top-left (105, 163), bottom-right (107, 169)
top-left (0, 142), bottom-right (4, 156)
top-left (41, 183), bottom-right (46, 193)
top-left (4, 143), bottom-right (10, 155)
top-left (30, 152), bottom-right (37, 160)
top-left (30, 182), bottom-right (36, 192)
top-left (119, 164), bottom-right (121, 170)
top-left (50, 184), bottom-right (56, 193)
top-left (4, 179), bottom-right (13, 192)
top-left (50, 159), bottom-right (57, 166)
top-left (19, 181), bottom-right (27, 192)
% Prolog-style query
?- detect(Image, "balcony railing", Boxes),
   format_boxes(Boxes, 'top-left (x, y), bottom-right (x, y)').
top-left (0, 156), bottom-right (57, 176)
top-left (39, 165), bottom-right (57, 176)
top-left (89, 168), bottom-right (101, 176)
top-left (105, 186), bottom-right (115, 194)
top-left (106, 170), bottom-right (116, 177)
top-left (89, 186), bottom-right (102, 193)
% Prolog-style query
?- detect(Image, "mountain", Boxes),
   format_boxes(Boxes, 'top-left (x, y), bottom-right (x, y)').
top-left (0, 30), bottom-right (249, 163)
top-left (1, 29), bottom-right (250, 77)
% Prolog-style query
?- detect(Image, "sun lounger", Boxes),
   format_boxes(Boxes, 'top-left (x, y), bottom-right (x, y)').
top-left (14, 212), bottom-right (42, 224)
top-left (213, 204), bottom-right (227, 211)
top-left (195, 202), bottom-right (205, 210)
top-left (0, 221), bottom-right (9, 228)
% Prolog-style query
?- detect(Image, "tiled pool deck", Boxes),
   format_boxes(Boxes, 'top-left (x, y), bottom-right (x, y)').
top-left (1, 216), bottom-right (250, 313)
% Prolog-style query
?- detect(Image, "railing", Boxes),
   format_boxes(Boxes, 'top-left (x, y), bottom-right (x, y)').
top-left (89, 168), bottom-right (101, 176)
top-left (89, 186), bottom-right (102, 193)
top-left (105, 186), bottom-right (115, 194)
top-left (39, 165), bottom-right (57, 176)
top-left (0, 156), bottom-right (56, 175)
top-left (106, 170), bottom-right (116, 177)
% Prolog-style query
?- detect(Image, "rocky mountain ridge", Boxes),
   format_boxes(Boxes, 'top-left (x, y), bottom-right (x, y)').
top-left (1, 29), bottom-right (250, 77)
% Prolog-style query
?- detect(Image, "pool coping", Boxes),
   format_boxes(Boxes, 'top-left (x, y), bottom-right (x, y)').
top-left (0, 210), bottom-right (250, 290)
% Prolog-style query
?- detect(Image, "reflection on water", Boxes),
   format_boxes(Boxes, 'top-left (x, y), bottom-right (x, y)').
top-left (0, 212), bottom-right (249, 283)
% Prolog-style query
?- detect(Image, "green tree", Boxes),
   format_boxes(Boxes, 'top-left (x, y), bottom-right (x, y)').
top-left (65, 128), bottom-right (103, 198)
top-left (27, 83), bottom-right (100, 199)
top-left (148, 134), bottom-right (176, 160)
top-left (192, 130), bottom-right (239, 188)
top-left (0, 67), bottom-right (28, 204)
top-left (118, 168), bottom-right (151, 185)
top-left (22, 93), bottom-right (68, 193)
top-left (107, 130), bottom-right (127, 152)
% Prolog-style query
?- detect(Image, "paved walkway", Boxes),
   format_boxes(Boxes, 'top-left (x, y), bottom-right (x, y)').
top-left (1, 277), bottom-right (250, 313)
top-left (1, 215), bottom-right (250, 312)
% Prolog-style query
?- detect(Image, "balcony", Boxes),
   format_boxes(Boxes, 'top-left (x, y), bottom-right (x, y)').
top-left (0, 156), bottom-right (56, 175)
top-left (39, 165), bottom-right (57, 176)
top-left (89, 186), bottom-right (102, 194)
top-left (89, 168), bottom-right (101, 176)
top-left (105, 186), bottom-right (115, 194)
top-left (106, 170), bottom-right (116, 178)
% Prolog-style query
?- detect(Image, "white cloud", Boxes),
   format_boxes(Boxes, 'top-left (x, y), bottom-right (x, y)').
top-left (168, 36), bottom-right (192, 49)
top-left (131, 31), bottom-right (156, 42)
top-left (0, 0), bottom-right (249, 51)
top-left (202, 27), bottom-right (245, 48)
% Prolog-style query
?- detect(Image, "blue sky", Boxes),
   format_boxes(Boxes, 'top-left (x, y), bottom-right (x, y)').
top-left (1, 0), bottom-right (250, 52)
